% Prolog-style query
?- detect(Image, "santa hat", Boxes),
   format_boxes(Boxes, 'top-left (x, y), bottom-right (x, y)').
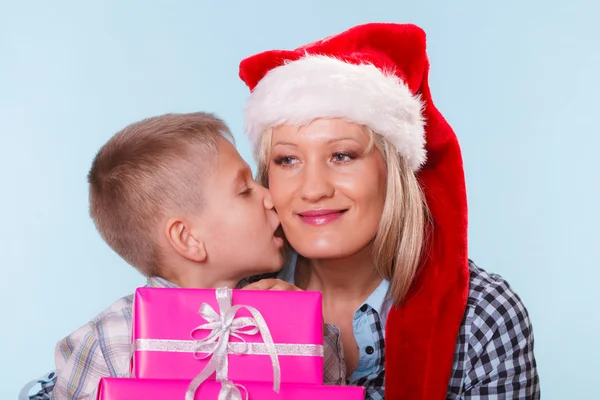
top-left (239, 23), bottom-right (469, 399)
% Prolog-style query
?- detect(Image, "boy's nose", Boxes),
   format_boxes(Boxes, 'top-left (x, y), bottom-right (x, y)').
top-left (262, 186), bottom-right (275, 210)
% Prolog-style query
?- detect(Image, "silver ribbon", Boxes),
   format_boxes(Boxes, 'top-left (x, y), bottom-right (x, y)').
top-left (215, 380), bottom-right (248, 400)
top-left (184, 288), bottom-right (281, 400)
top-left (135, 339), bottom-right (324, 356)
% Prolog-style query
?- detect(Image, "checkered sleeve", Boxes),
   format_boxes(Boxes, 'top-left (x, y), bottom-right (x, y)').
top-left (448, 262), bottom-right (540, 399)
top-left (50, 323), bottom-right (110, 400)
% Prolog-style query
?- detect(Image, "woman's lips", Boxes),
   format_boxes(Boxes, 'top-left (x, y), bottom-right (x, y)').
top-left (297, 209), bottom-right (347, 226)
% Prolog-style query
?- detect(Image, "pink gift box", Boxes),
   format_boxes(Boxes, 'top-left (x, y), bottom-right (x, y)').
top-left (98, 378), bottom-right (365, 400)
top-left (132, 287), bottom-right (324, 386)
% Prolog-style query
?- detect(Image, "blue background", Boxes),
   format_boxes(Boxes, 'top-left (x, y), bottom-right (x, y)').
top-left (2, 1), bottom-right (598, 398)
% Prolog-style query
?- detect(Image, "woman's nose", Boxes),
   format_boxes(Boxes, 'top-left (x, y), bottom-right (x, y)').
top-left (300, 162), bottom-right (334, 202)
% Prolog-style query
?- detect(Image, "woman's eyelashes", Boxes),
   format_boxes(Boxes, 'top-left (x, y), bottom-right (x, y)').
top-left (331, 151), bottom-right (358, 163)
top-left (272, 151), bottom-right (360, 167)
top-left (273, 155), bottom-right (297, 166)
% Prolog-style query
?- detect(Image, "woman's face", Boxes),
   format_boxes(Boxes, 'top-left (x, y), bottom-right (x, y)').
top-left (268, 118), bottom-right (387, 260)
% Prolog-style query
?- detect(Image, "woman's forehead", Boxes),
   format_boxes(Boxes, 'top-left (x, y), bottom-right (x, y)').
top-left (272, 119), bottom-right (369, 145)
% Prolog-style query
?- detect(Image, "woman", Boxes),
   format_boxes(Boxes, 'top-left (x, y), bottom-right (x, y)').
top-left (240, 23), bottom-right (540, 399)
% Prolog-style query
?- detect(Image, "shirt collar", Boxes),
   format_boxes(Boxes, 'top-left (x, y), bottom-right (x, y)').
top-left (146, 276), bottom-right (178, 288)
top-left (363, 278), bottom-right (390, 316)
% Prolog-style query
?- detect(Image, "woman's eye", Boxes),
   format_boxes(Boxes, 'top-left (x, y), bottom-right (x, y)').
top-left (273, 156), bottom-right (297, 166)
top-left (332, 152), bottom-right (357, 163)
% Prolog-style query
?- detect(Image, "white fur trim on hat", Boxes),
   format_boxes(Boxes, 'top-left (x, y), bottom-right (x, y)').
top-left (244, 55), bottom-right (427, 171)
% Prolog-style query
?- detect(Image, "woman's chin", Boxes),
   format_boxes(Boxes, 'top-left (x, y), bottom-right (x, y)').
top-left (292, 242), bottom-right (362, 260)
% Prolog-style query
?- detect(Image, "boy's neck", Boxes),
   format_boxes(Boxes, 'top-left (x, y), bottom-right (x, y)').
top-left (158, 263), bottom-right (240, 289)
top-left (170, 276), bottom-right (240, 290)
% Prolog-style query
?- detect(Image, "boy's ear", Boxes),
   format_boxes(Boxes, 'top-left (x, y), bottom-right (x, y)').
top-left (165, 218), bottom-right (207, 263)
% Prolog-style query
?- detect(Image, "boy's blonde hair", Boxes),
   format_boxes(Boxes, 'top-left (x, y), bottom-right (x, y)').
top-left (255, 125), bottom-right (430, 305)
top-left (88, 112), bottom-right (233, 277)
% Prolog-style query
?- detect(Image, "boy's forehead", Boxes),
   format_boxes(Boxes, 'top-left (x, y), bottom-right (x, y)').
top-left (214, 137), bottom-right (251, 177)
top-left (215, 135), bottom-right (238, 155)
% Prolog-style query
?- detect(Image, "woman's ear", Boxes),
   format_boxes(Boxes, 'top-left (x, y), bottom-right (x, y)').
top-left (165, 218), bottom-right (207, 263)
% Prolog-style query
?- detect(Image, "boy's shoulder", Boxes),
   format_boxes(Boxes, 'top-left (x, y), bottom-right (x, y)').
top-left (51, 294), bottom-right (137, 398)
top-left (57, 294), bottom-right (135, 360)
top-left (88, 293), bottom-right (134, 325)
top-left (61, 277), bottom-right (176, 349)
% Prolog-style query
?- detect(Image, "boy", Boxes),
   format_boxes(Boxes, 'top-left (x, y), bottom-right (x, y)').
top-left (50, 112), bottom-right (285, 399)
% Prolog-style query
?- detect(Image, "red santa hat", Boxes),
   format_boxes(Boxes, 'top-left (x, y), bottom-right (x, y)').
top-left (239, 23), bottom-right (469, 399)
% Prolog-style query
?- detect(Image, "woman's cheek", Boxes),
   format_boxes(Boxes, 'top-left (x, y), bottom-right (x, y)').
top-left (268, 173), bottom-right (293, 203)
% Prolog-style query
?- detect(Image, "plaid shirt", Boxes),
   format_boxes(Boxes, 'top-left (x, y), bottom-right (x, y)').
top-left (45, 277), bottom-right (178, 400)
top-left (345, 307), bottom-right (386, 399)
top-left (327, 260), bottom-right (541, 399)
top-left (447, 260), bottom-right (540, 398)
top-left (282, 258), bottom-right (540, 399)
top-left (25, 260), bottom-right (539, 399)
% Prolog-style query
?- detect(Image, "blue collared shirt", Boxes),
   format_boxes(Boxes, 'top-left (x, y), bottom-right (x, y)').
top-left (349, 278), bottom-right (389, 381)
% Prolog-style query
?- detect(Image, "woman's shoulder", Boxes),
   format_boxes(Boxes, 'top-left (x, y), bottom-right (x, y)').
top-left (462, 259), bottom-right (534, 343)
top-left (447, 260), bottom-right (539, 397)
top-left (465, 259), bottom-right (532, 329)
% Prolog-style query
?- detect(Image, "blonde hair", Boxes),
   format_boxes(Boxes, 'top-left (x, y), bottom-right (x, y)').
top-left (88, 112), bottom-right (233, 277)
top-left (256, 125), bottom-right (430, 305)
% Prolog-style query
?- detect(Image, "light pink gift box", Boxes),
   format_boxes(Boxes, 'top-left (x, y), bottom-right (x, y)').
top-left (98, 378), bottom-right (365, 400)
top-left (131, 287), bottom-right (324, 385)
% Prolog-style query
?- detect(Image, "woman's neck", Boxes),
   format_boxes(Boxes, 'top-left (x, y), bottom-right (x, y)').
top-left (299, 245), bottom-right (383, 303)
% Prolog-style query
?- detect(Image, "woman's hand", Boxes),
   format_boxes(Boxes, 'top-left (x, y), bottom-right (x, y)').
top-left (242, 278), bottom-right (302, 291)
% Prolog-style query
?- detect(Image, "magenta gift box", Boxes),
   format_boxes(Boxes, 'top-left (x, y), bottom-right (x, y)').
top-left (98, 378), bottom-right (365, 400)
top-left (131, 287), bottom-right (324, 385)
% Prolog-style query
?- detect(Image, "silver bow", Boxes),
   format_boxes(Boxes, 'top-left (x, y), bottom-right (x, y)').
top-left (185, 288), bottom-right (281, 400)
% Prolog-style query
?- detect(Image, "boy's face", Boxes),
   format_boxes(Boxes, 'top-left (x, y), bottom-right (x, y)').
top-left (193, 137), bottom-right (284, 279)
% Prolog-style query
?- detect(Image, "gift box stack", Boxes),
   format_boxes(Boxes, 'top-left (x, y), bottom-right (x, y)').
top-left (98, 287), bottom-right (364, 399)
